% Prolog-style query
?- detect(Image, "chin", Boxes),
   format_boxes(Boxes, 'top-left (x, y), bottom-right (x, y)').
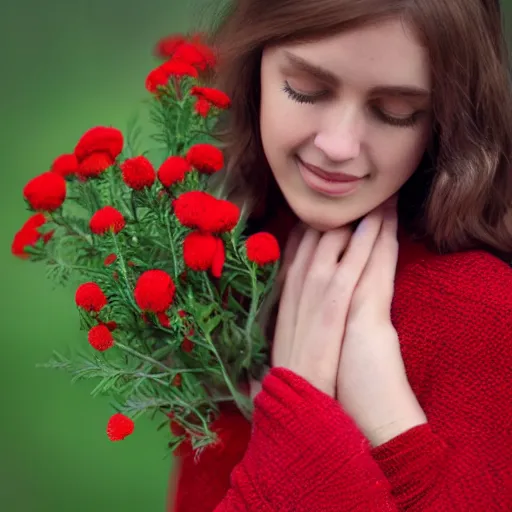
top-left (294, 208), bottom-right (356, 233)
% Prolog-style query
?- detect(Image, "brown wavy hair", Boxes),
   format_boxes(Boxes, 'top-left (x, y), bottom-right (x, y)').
top-left (199, 0), bottom-right (512, 259)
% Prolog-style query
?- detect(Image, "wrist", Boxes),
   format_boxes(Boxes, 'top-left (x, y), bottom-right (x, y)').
top-left (366, 388), bottom-right (427, 447)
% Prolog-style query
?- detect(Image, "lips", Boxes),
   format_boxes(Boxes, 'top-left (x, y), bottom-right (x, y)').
top-left (298, 159), bottom-right (363, 183)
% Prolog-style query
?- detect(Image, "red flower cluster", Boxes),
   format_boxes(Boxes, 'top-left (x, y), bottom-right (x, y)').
top-left (191, 86), bottom-right (231, 117)
top-left (147, 34), bottom-right (216, 95)
top-left (107, 413), bottom-right (134, 441)
top-left (89, 206), bottom-right (125, 235)
top-left (88, 324), bottom-right (114, 351)
top-left (23, 172), bottom-right (67, 211)
top-left (146, 61), bottom-right (198, 94)
top-left (246, 232), bottom-right (281, 266)
top-left (183, 232), bottom-right (225, 278)
top-left (11, 213), bottom-right (53, 258)
top-left (158, 156), bottom-right (190, 188)
top-left (134, 269), bottom-right (176, 313)
top-left (75, 282), bottom-right (107, 312)
top-left (186, 144), bottom-right (224, 174)
top-left (173, 191), bottom-right (240, 233)
top-left (120, 156), bottom-right (156, 190)
top-left (74, 126), bottom-right (124, 178)
top-left (154, 33), bottom-right (216, 70)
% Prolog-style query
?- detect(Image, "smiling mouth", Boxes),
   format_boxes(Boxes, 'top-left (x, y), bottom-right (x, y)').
top-left (296, 157), bottom-right (365, 197)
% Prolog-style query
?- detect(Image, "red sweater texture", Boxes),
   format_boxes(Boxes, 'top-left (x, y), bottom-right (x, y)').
top-left (170, 233), bottom-right (512, 511)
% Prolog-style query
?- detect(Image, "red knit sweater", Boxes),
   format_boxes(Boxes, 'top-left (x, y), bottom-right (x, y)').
top-left (170, 233), bottom-right (512, 511)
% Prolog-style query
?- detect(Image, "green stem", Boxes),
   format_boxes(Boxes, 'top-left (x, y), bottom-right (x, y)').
top-left (115, 342), bottom-right (170, 373)
top-left (163, 209), bottom-right (178, 276)
top-left (50, 212), bottom-right (94, 247)
top-left (203, 331), bottom-right (252, 419)
top-left (242, 264), bottom-right (260, 367)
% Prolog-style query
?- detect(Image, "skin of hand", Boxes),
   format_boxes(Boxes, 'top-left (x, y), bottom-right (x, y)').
top-left (262, 199), bottom-right (427, 446)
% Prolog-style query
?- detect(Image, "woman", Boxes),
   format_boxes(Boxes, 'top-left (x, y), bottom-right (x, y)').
top-left (169, 0), bottom-right (512, 510)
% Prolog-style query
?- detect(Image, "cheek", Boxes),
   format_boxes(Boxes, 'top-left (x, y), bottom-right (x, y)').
top-left (369, 125), bottom-right (429, 184)
top-left (260, 87), bottom-right (312, 156)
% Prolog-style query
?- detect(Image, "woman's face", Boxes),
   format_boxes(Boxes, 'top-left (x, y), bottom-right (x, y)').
top-left (260, 18), bottom-right (432, 231)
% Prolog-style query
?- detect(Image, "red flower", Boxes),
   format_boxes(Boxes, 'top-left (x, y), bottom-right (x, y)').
top-left (23, 172), bottom-right (66, 211)
top-left (88, 324), bottom-right (114, 351)
top-left (186, 144), bottom-right (224, 174)
top-left (157, 312), bottom-right (171, 328)
top-left (89, 206), bottom-right (125, 235)
top-left (194, 98), bottom-right (211, 117)
top-left (104, 253), bottom-right (117, 266)
top-left (51, 153), bottom-right (78, 177)
top-left (190, 86), bottom-right (231, 109)
top-left (158, 156), bottom-right (190, 187)
top-left (154, 34), bottom-right (187, 59)
top-left (246, 232), bottom-right (281, 265)
top-left (120, 156), bottom-right (156, 190)
top-left (74, 126), bottom-right (124, 178)
top-left (134, 270), bottom-right (175, 313)
top-left (183, 232), bottom-right (225, 278)
top-left (181, 337), bottom-right (194, 353)
top-left (160, 59), bottom-right (198, 79)
top-left (75, 282), bottom-right (107, 312)
top-left (11, 214), bottom-right (52, 258)
top-left (145, 65), bottom-right (170, 94)
top-left (183, 231), bottom-right (217, 271)
top-left (103, 320), bottom-right (118, 331)
top-left (173, 42), bottom-right (216, 71)
top-left (173, 191), bottom-right (240, 233)
top-left (172, 374), bottom-right (182, 387)
top-left (107, 413), bottom-right (134, 441)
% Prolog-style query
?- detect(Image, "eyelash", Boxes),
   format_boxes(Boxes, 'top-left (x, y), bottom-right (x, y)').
top-left (281, 81), bottom-right (421, 128)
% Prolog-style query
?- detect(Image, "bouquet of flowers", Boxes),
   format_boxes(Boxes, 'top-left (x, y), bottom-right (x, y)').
top-left (10, 33), bottom-right (280, 456)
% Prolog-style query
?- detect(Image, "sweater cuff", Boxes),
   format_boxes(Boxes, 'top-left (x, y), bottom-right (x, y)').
top-left (370, 423), bottom-right (447, 496)
top-left (232, 367), bottom-right (389, 510)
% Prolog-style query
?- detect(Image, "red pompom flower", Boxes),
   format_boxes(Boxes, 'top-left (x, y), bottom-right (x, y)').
top-left (246, 232), bottom-right (281, 265)
top-left (11, 213), bottom-right (53, 258)
top-left (194, 97), bottom-right (211, 117)
top-left (190, 87), bottom-right (231, 110)
top-left (134, 270), bottom-right (176, 313)
top-left (88, 324), bottom-right (114, 351)
top-left (107, 413), bottom-right (134, 441)
top-left (186, 144), bottom-right (224, 174)
top-left (154, 34), bottom-right (187, 59)
top-left (120, 156), bottom-right (156, 190)
top-left (145, 65), bottom-right (171, 94)
top-left (183, 231), bottom-right (225, 277)
top-left (160, 59), bottom-right (199, 79)
top-left (89, 206), bottom-right (125, 235)
top-left (51, 153), bottom-right (79, 177)
top-left (158, 156), bottom-right (190, 187)
top-left (75, 282), bottom-right (107, 312)
top-left (23, 172), bottom-right (66, 211)
top-left (74, 126), bottom-right (124, 178)
top-left (173, 42), bottom-right (216, 71)
top-left (173, 191), bottom-right (240, 233)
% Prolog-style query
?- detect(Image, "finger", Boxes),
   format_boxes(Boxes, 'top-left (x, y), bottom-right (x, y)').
top-left (298, 227), bottom-right (352, 318)
top-left (277, 222), bottom-right (305, 287)
top-left (353, 201), bottom-right (399, 318)
top-left (330, 208), bottom-right (384, 296)
top-left (272, 228), bottom-right (320, 366)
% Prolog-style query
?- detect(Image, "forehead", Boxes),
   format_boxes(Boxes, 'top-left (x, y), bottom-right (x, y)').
top-left (275, 18), bottom-right (431, 90)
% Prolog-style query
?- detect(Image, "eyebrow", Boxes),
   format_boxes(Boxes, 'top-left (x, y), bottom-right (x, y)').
top-left (282, 51), bottom-right (431, 98)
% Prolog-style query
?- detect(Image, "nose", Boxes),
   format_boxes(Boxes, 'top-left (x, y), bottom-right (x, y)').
top-left (313, 105), bottom-right (361, 162)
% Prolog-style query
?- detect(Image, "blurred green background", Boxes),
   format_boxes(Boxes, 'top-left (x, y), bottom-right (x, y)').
top-left (1, 1), bottom-right (511, 511)
top-left (1, 1), bottom-right (211, 511)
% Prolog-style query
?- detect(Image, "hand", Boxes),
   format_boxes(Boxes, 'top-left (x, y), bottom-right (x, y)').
top-left (271, 208), bottom-right (388, 397)
top-left (337, 201), bottom-right (427, 446)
